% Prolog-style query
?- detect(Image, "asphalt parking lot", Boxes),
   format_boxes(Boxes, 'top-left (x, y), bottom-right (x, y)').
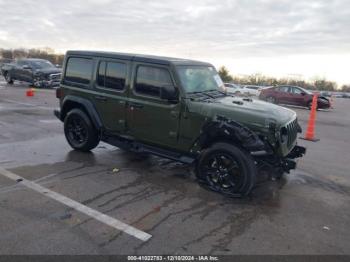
top-left (0, 80), bottom-right (349, 255)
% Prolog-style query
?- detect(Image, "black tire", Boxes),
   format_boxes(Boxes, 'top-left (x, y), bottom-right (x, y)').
top-left (196, 142), bottom-right (257, 197)
top-left (64, 109), bottom-right (99, 152)
top-left (4, 72), bottom-right (13, 84)
top-left (266, 96), bottom-right (276, 104)
top-left (307, 100), bottom-right (318, 110)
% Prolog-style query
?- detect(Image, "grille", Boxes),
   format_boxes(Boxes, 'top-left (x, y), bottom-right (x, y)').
top-left (50, 73), bottom-right (62, 81)
top-left (285, 118), bottom-right (298, 148)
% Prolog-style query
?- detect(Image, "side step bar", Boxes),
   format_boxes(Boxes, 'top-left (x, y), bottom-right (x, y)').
top-left (102, 135), bottom-right (195, 164)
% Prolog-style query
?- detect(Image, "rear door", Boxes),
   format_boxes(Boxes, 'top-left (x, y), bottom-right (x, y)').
top-left (21, 61), bottom-right (34, 82)
top-left (276, 86), bottom-right (291, 104)
top-left (92, 58), bottom-right (130, 133)
top-left (126, 63), bottom-right (181, 148)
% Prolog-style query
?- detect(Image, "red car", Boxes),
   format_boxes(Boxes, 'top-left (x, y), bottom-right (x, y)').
top-left (259, 85), bottom-right (330, 109)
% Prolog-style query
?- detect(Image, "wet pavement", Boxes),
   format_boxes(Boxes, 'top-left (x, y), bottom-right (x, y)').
top-left (0, 80), bottom-right (349, 254)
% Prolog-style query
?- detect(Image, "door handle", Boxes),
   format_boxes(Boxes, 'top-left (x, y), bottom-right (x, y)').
top-left (129, 103), bottom-right (143, 109)
top-left (95, 96), bottom-right (107, 101)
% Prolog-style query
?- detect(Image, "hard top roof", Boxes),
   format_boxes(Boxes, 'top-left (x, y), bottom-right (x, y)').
top-left (66, 50), bottom-right (212, 66)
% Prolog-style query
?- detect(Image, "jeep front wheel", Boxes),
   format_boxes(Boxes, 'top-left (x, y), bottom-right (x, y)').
top-left (196, 143), bottom-right (256, 197)
top-left (64, 109), bottom-right (99, 152)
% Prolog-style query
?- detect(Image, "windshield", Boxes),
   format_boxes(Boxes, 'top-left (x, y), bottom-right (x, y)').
top-left (176, 66), bottom-right (224, 93)
top-left (31, 60), bottom-right (55, 69)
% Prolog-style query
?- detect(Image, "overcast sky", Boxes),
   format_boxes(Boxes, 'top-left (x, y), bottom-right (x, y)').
top-left (0, 0), bottom-right (349, 86)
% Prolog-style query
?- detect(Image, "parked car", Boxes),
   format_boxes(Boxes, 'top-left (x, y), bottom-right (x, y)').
top-left (320, 91), bottom-right (332, 97)
top-left (1, 58), bottom-right (62, 88)
top-left (54, 50), bottom-right (305, 197)
top-left (224, 83), bottom-right (243, 94)
top-left (332, 93), bottom-right (344, 98)
top-left (259, 85), bottom-right (330, 109)
top-left (240, 85), bottom-right (262, 96)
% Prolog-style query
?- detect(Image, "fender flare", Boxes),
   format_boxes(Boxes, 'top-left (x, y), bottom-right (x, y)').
top-left (61, 95), bottom-right (103, 130)
top-left (193, 115), bottom-right (267, 153)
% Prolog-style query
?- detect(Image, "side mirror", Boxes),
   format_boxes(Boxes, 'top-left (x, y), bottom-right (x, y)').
top-left (301, 92), bottom-right (306, 96)
top-left (160, 86), bottom-right (178, 102)
top-left (22, 65), bottom-right (32, 70)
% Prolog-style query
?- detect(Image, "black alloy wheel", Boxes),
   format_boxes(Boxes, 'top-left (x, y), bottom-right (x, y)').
top-left (64, 109), bottom-right (99, 151)
top-left (196, 143), bottom-right (256, 197)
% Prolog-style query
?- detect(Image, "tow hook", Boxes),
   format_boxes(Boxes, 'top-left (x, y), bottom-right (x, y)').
top-left (282, 159), bottom-right (297, 173)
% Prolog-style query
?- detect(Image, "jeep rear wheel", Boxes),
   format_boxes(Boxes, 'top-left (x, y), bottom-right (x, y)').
top-left (196, 143), bottom-right (256, 197)
top-left (4, 72), bottom-right (13, 84)
top-left (64, 109), bottom-right (99, 152)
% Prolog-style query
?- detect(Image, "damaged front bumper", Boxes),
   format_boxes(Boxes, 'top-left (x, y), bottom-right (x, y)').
top-left (280, 146), bottom-right (306, 173)
top-left (255, 145), bottom-right (306, 174)
top-left (281, 145), bottom-right (306, 173)
top-left (286, 145), bottom-right (306, 159)
top-left (34, 73), bottom-right (61, 88)
top-left (34, 79), bottom-right (60, 88)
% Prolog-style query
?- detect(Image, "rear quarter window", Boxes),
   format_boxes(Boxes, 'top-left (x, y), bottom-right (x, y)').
top-left (64, 57), bottom-right (93, 86)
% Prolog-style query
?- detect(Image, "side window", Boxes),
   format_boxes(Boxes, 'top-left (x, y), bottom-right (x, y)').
top-left (278, 86), bottom-right (290, 93)
top-left (135, 66), bottom-right (173, 97)
top-left (293, 87), bottom-right (303, 94)
top-left (65, 57), bottom-right (93, 86)
top-left (97, 61), bottom-right (126, 90)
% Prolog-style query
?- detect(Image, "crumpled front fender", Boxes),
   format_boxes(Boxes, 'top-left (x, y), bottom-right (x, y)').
top-left (191, 115), bottom-right (269, 154)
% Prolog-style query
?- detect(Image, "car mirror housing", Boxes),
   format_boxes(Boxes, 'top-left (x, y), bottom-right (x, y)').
top-left (301, 92), bottom-right (306, 96)
top-left (160, 86), bottom-right (178, 102)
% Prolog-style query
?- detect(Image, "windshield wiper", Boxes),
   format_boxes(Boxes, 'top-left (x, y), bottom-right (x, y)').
top-left (203, 89), bottom-right (227, 97)
top-left (186, 91), bottom-right (214, 100)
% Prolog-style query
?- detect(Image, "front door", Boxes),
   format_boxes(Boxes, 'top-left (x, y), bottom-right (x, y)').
top-left (127, 64), bottom-right (181, 148)
top-left (19, 61), bottom-right (33, 82)
top-left (92, 58), bottom-right (129, 133)
top-left (291, 86), bottom-right (306, 106)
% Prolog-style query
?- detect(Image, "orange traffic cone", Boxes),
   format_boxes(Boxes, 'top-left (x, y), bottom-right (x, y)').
top-left (300, 93), bottom-right (319, 142)
top-left (26, 88), bottom-right (35, 97)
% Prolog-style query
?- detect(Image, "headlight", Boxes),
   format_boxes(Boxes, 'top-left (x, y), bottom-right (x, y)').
top-left (280, 127), bottom-right (288, 143)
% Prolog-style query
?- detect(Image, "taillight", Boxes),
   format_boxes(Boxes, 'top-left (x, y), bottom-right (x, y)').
top-left (56, 87), bottom-right (63, 99)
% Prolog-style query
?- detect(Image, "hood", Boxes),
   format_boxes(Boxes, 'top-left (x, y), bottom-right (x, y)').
top-left (34, 68), bottom-right (62, 75)
top-left (187, 96), bottom-right (296, 132)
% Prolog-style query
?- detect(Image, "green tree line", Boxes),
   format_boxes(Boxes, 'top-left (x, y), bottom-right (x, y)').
top-left (0, 47), bottom-right (64, 65)
top-left (218, 66), bottom-right (349, 92)
top-left (1, 49), bottom-right (348, 92)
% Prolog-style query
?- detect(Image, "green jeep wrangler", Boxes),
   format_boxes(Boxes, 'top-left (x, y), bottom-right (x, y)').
top-left (54, 51), bottom-right (306, 197)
